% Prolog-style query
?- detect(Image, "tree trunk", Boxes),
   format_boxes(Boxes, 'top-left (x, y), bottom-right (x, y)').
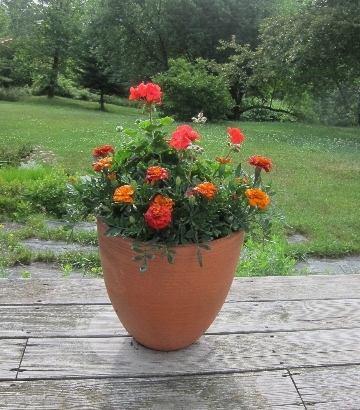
top-left (100, 90), bottom-right (105, 111)
top-left (47, 48), bottom-right (60, 98)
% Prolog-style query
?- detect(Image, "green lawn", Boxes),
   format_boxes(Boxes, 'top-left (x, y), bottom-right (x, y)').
top-left (1, 96), bottom-right (360, 261)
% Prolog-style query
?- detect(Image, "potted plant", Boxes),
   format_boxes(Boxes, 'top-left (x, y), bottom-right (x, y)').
top-left (68, 81), bottom-right (276, 351)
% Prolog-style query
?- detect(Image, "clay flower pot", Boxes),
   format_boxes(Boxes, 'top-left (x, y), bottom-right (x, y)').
top-left (97, 218), bottom-right (245, 351)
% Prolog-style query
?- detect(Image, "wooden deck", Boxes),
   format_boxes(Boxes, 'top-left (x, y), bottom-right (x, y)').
top-left (1, 274), bottom-right (360, 409)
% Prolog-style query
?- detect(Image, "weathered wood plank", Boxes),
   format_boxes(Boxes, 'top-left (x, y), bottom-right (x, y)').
top-left (1, 298), bottom-right (360, 338)
top-left (0, 339), bottom-right (27, 380)
top-left (1, 275), bottom-right (360, 305)
top-left (0, 371), bottom-right (304, 409)
top-left (0, 279), bottom-right (108, 305)
top-left (290, 365), bottom-right (360, 410)
top-left (17, 328), bottom-right (360, 379)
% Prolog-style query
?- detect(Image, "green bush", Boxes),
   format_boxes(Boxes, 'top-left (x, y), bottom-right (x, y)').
top-left (25, 170), bottom-right (68, 217)
top-left (153, 58), bottom-right (234, 121)
top-left (0, 168), bottom-right (69, 220)
top-left (0, 86), bottom-right (32, 102)
top-left (0, 142), bottom-right (33, 167)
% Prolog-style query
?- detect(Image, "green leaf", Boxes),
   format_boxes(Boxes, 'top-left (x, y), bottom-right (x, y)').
top-left (133, 255), bottom-right (143, 262)
top-left (157, 116), bottom-right (174, 126)
top-left (167, 253), bottom-right (175, 264)
top-left (197, 248), bottom-right (203, 267)
top-left (140, 261), bottom-right (148, 273)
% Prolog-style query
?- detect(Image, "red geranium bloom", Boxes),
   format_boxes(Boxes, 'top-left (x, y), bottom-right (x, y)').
top-left (145, 166), bottom-right (168, 184)
top-left (248, 155), bottom-right (273, 172)
top-left (227, 127), bottom-right (245, 145)
top-left (169, 125), bottom-right (201, 150)
top-left (93, 145), bottom-right (114, 158)
top-left (145, 204), bottom-right (172, 230)
top-left (129, 82), bottom-right (162, 103)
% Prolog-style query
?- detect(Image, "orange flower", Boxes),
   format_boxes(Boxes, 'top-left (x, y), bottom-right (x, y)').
top-left (248, 155), bottom-right (273, 172)
top-left (228, 127), bottom-right (245, 144)
top-left (93, 145), bottom-right (114, 158)
top-left (215, 157), bottom-right (232, 164)
top-left (193, 182), bottom-right (217, 200)
top-left (107, 172), bottom-right (117, 180)
top-left (151, 194), bottom-right (174, 210)
top-left (236, 177), bottom-right (248, 184)
top-left (145, 166), bottom-right (168, 184)
top-left (92, 157), bottom-right (113, 172)
top-left (145, 204), bottom-right (172, 229)
top-left (113, 185), bottom-right (135, 204)
top-left (245, 188), bottom-right (270, 210)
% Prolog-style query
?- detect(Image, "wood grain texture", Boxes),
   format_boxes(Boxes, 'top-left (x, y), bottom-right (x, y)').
top-left (17, 327), bottom-right (360, 379)
top-left (1, 298), bottom-right (360, 338)
top-left (0, 339), bottom-right (27, 380)
top-left (0, 371), bottom-right (304, 410)
top-left (1, 275), bottom-right (360, 305)
top-left (290, 365), bottom-right (360, 410)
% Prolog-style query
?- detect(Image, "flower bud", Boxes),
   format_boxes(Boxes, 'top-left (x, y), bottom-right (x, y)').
top-left (129, 216), bottom-right (135, 224)
top-left (176, 176), bottom-right (181, 187)
top-left (130, 180), bottom-right (137, 190)
top-left (189, 195), bottom-right (196, 207)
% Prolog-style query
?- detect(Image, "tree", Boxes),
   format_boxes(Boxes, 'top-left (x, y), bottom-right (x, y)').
top-left (259, 0), bottom-right (360, 124)
top-left (97, 0), bottom-right (277, 83)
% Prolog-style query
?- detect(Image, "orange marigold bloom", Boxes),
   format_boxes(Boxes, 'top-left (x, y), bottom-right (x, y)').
top-left (215, 156), bottom-right (232, 164)
top-left (113, 185), bottom-right (135, 204)
top-left (93, 145), bottom-right (114, 158)
top-left (151, 194), bottom-right (174, 210)
top-left (248, 155), bottom-right (273, 173)
top-left (193, 182), bottom-right (217, 200)
top-left (144, 204), bottom-right (172, 230)
top-left (236, 177), bottom-right (249, 184)
top-left (92, 157), bottom-right (113, 172)
top-left (245, 188), bottom-right (270, 210)
top-left (107, 172), bottom-right (117, 180)
top-left (145, 166), bottom-right (168, 184)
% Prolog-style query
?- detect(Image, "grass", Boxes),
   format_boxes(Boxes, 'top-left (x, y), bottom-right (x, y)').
top-left (1, 96), bottom-right (360, 275)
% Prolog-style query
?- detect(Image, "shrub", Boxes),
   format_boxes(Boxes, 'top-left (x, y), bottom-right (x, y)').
top-left (153, 58), bottom-right (234, 121)
top-left (0, 142), bottom-right (33, 167)
top-left (0, 168), bottom-right (69, 220)
top-left (0, 86), bottom-right (32, 102)
top-left (25, 170), bottom-right (68, 217)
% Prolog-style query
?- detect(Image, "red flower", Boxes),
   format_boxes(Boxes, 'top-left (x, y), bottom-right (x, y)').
top-left (227, 127), bottom-right (244, 145)
top-left (248, 155), bottom-right (273, 172)
top-left (145, 205), bottom-right (172, 229)
top-left (169, 125), bottom-right (201, 150)
top-left (129, 82), bottom-right (162, 103)
top-left (145, 166), bottom-right (168, 184)
top-left (93, 145), bottom-right (114, 158)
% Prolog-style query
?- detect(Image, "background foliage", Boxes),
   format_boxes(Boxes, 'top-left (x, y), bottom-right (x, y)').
top-left (1, 0), bottom-right (359, 125)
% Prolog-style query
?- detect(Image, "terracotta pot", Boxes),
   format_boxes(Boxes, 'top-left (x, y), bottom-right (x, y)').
top-left (97, 218), bottom-right (244, 351)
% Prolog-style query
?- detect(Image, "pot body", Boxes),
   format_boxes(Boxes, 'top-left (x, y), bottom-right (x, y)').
top-left (97, 218), bottom-right (244, 351)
